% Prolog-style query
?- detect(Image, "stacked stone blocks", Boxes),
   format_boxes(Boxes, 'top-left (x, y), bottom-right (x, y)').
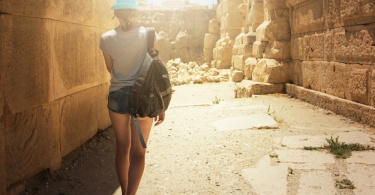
top-left (290, 0), bottom-right (375, 108)
top-left (0, 0), bottom-right (114, 193)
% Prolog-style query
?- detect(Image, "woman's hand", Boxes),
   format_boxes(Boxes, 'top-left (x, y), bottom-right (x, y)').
top-left (154, 112), bottom-right (165, 126)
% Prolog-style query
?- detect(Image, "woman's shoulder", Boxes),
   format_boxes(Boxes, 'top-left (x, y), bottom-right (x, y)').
top-left (101, 29), bottom-right (117, 39)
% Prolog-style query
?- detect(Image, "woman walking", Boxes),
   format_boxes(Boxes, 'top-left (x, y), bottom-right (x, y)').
top-left (99, 0), bottom-right (165, 194)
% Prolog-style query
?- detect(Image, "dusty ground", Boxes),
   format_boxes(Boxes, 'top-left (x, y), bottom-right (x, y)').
top-left (21, 82), bottom-right (375, 195)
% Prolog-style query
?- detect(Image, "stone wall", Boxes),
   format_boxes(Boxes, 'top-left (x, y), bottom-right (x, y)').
top-left (0, 1), bottom-right (115, 193)
top-left (289, 0), bottom-right (375, 108)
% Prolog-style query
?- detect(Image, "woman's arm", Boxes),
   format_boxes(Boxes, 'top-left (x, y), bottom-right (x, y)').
top-left (102, 52), bottom-right (113, 73)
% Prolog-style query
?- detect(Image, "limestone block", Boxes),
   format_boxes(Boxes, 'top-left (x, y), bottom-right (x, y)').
top-left (301, 61), bottom-right (322, 91)
top-left (204, 33), bottom-right (220, 49)
top-left (204, 48), bottom-right (214, 63)
top-left (222, 13), bottom-right (244, 30)
top-left (216, 60), bottom-right (232, 69)
top-left (264, 0), bottom-right (288, 11)
top-left (291, 32), bottom-right (325, 61)
top-left (288, 0), bottom-right (310, 7)
top-left (217, 46), bottom-right (233, 61)
top-left (175, 31), bottom-right (189, 48)
top-left (291, 36), bottom-right (303, 60)
top-left (235, 33), bottom-right (245, 45)
top-left (321, 62), bottom-right (347, 99)
top-left (265, 8), bottom-right (289, 21)
top-left (253, 41), bottom-right (268, 58)
top-left (0, 120), bottom-right (5, 194)
top-left (290, 60), bottom-right (303, 86)
top-left (1, 15), bottom-right (51, 114)
top-left (334, 26), bottom-right (375, 64)
top-left (208, 19), bottom-right (220, 34)
top-left (256, 19), bottom-right (290, 42)
top-left (232, 70), bottom-right (244, 82)
top-left (96, 83), bottom-right (111, 130)
top-left (4, 102), bottom-right (61, 186)
top-left (371, 69), bottom-right (375, 107)
top-left (326, 0), bottom-right (342, 29)
top-left (340, 0), bottom-right (375, 26)
top-left (232, 55), bottom-right (247, 71)
top-left (243, 32), bottom-right (256, 44)
top-left (347, 65), bottom-right (370, 105)
top-left (213, 47), bottom-right (218, 59)
top-left (252, 59), bottom-right (291, 84)
top-left (60, 85), bottom-right (105, 156)
top-left (232, 45), bottom-right (240, 55)
top-left (264, 41), bottom-right (291, 59)
top-left (0, 0), bottom-right (115, 29)
top-left (249, 0), bottom-right (264, 25)
top-left (238, 44), bottom-right (253, 56)
top-left (244, 57), bottom-right (258, 79)
top-left (324, 29), bottom-right (334, 61)
top-left (219, 0), bottom-right (244, 15)
top-left (227, 29), bottom-right (242, 39)
top-left (53, 21), bottom-right (109, 100)
top-left (291, 0), bottom-right (325, 34)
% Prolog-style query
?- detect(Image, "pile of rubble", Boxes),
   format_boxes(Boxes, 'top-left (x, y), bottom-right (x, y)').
top-left (165, 58), bottom-right (230, 86)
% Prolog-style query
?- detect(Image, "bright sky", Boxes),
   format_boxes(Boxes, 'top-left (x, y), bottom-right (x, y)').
top-left (148, 0), bottom-right (217, 8)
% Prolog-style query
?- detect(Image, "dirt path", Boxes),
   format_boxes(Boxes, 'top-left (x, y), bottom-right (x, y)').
top-left (22, 82), bottom-right (375, 195)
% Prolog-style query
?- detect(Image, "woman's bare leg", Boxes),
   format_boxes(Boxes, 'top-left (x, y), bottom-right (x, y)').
top-left (109, 110), bottom-right (132, 195)
top-left (127, 117), bottom-right (154, 195)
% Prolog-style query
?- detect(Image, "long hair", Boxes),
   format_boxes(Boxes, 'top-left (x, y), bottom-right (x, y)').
top-left (114, 9), bottom-right (137, 32)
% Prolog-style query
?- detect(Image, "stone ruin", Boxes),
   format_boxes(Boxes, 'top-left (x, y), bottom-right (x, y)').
top-left (1, 0), bottom-right (375, 194)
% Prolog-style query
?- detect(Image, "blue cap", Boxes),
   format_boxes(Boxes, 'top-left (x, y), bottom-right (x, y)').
top-left (111, 0), bottom-right (137, 10)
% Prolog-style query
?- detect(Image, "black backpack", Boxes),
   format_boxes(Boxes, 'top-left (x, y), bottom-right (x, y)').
top-left (129, 28), bottom-right (172, 147)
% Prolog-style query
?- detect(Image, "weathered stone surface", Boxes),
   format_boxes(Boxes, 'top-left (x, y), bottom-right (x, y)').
top-left (265, 8), bottom-right (289, 21)
top-left (1, 15), bottom-right (51, 114)
top-left (232, 70), bottom-right (244, 82)
top-left (0, 0), bottom-right (115, 29)
top-left (334, 26), bottom-right (375, 64)
top-left (0, 119), bottom-right (5, 194)
top-left (297, 171), bottom-right (336, 195)
top-left (252, 59), bottom-right (291, 84)
top-left (244, 57), bottom-right (257, 79)
top-left (212, 114), bottom-right (278, 131)
top-left (5, 102), bottom-right (61, 186)
top-left (340, 0), bottom-right (375, 26)
top-left (216, 46), bottom-right (233, 61)
top-left (347, 164), bottom-right (375, 195)
top-left (203, 48), bottom-right (214, 64)
top-left (243, 32), bottom-right (256, 44)
top-left (222, 13), bottom-right (244, 30)
top-left (226, 29), bottom-right (242, 39)
top-left (291, 32), bottom-right (325, 61)
top-left (264, 41), bottom-right (291, 59)
top-left (60, 86), bottom-right (103, 156)
top-left (253, 41), bottom-right (268, 58)
top-left (235, 33), bottom-right (245, 45)
top-left (256, 19), bottom-right (291, 42)
top-left (371, 69), bottom-right (375, 107)
top-left (235, 80), bottom-right (285, 98)
top-left (216, 0), bottom-right (243, 18)
top-left (96, 83), bottom-right (111, 130)
top-left (286, 84), bottom-right (375, 128)
top-left (347, 65), bottom-right (370, 105)
top-left (291, 0), bottom-right (325, 34)
top-left (232, 55), bottom-right (246, 71)
top-left (215, 60), bottom-right (232, 69)
top-left (208, 19), bottom-right (220, 34)
top-left (301, 61), bottom-right (323, 91)
top-left (321, 62), bottom-right (347, 99)
top-left (290, 60), bottom-right (303, 86)
top-left (204, 33), bottom-right (220, 49)
top-left (264, 0), bottom-right (288, 11)
top-left (53, 21), bottom-right (109, 100)
top-left (248, 0), bottom-right (264, 31)
top-left (288, 0), bottom-right (311, 7)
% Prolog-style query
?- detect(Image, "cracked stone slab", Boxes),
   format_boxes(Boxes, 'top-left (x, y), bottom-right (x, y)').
top-left (297, 170), bottom-right (337, 195)
top-left (345, 151), bottom-right (375, 165)
top-left (347, 163), bottom-right (375, 195)
top-left (211, 113), bottom-right (278, 131)
top-left (210, 104), bottom-right (269, 113)
top-left (332, 131), bottom-right (375, 146)
top-left (275, 135), bottom-right (327, 149)
top-left (276, 149), bottom-right (335, 164)
top-left (242, 156), bottom-right (288, 195)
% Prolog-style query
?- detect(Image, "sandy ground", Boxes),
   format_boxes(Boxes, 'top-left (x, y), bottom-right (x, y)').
top-left (21, 82), bottom-right (375, 195)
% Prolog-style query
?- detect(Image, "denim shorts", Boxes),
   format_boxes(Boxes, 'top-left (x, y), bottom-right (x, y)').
top-left (108, 86), bottom-right (131, 114)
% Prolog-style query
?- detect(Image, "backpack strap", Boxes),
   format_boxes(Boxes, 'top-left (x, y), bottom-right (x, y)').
top-left (146, 27), bottom-right (155, 51)
top-left (132, 117), bottom-right (147, 148)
